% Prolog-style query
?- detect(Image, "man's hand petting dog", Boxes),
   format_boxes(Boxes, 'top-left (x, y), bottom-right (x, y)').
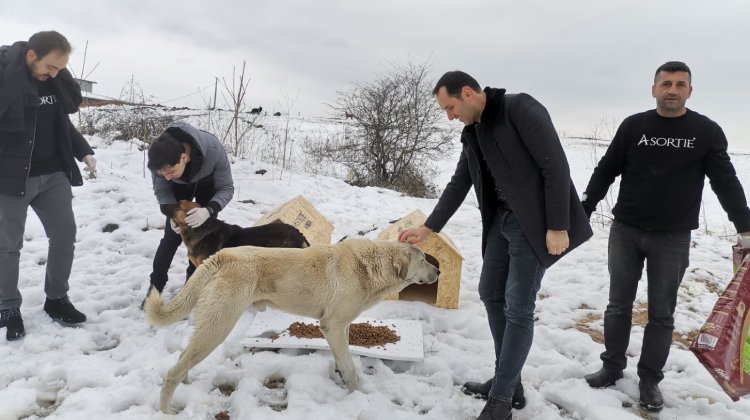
top-left (169, 218), bottom-right (180, 233)
top-left (185, 207), bottom-right (211, 227)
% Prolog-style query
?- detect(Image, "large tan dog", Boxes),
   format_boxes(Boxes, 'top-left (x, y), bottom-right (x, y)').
top-left (144, 238), bottom-right (440, 413)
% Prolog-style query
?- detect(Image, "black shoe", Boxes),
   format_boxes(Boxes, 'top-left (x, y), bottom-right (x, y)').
top-left (511, 381), bottom-right (525, 410)
top-left (463, 379), bottom-right (492, 399)
top-left (639, 380), bottom-right (664, 412)
top-left (462, 379), bottom-right (526, 409)
top-left (0, 308), bottom-right (26, 341)
top-left (584, 368), bottom-right (623, 388)
top-left (477, 397), bottom-right (512, 420)
top-left (44, 297), bottom-right (86, 325)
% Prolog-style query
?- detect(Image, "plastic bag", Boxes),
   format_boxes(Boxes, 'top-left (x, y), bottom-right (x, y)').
top-left (690, 245), bottom-right (750, 401)
top-left (735, 241), bottom-right (749, 272)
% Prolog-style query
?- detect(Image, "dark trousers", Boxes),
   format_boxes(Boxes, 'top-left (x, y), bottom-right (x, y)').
top-left (149, 175), bottom-right (216, 292)
top-left (479, 210), bottom-right (546, 401)
top-left (601, 220), bottom-right (690, 383)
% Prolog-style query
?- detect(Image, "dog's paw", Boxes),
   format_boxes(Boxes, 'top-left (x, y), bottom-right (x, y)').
top-left (345, 379), bottom-right (360, 392)
top-left (160, 406), bottom-right (177, 415)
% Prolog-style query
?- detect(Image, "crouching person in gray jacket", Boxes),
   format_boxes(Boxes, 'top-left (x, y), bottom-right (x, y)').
top-left (143, 122), bottom-right (234, 306)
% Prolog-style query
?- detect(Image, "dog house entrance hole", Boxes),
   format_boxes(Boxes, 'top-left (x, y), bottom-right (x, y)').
top-left (398, 253), bottom-right (439, 305)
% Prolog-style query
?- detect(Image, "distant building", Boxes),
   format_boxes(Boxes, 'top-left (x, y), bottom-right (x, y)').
top-left (74, 78), bottom-right (96, 93)
top-left (74, 77), bottom-right (126, 107)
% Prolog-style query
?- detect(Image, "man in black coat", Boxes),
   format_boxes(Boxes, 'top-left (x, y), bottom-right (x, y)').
top-left (399, 71), bottom-right (592, 420)
top-left (0, 31), bottom-right (96, 341)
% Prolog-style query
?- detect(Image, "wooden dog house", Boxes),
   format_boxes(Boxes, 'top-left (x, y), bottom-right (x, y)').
top-left (254, 195), bottom-right (334, 245)
top-left (377, 210), bottom-right (463, 309)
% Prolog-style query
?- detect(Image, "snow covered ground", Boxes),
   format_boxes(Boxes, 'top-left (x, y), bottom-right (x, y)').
top-left (1, 116), bottom-right (749, 420)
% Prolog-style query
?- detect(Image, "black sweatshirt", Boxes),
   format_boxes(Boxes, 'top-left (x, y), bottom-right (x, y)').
top-left (582, 109), bottom-right (750, 232)
top-left (29, 78), bottom-right (63, 176)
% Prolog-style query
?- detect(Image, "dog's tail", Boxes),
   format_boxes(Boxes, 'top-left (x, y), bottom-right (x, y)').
top-left (143, 255), bottom-right (220, 327)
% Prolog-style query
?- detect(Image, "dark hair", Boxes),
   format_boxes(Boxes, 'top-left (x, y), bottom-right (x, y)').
top-left (654, 61), bottom-right (691, 83)
top-left (28, 31), bottom-right (72, 58)
top-left (432, 70), bottom-right (482, 96)
top-left (147, 133), bottom-right (185, 171)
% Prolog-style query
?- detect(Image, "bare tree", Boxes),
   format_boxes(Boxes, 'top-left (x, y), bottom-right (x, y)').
top-left (584, 115), bottom-right (620, 226)
top-left (218, 61), bottom-right (257, 157)
top-left (322, 60), bottom-right (452, 197)
top-left (120, 74), bottom-right (146, 105)
top-left (199, 77), bottom-right (219, 134)
top-left (278, 89), bottom-right (300, 178)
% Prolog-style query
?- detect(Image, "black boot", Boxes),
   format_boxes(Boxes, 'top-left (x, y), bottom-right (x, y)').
top-left (44, 297), bottom-right (86, 325)
top-left (584, 368), bottom-right (623, 388)
top-left (462, 379), bottom-right (526, 409)
top-left (511, 381), bottom-right (525, 409)
top-left (0, 308), bottom-right (26, 341)
top-left (639, 380), bottom-right (664, 412)
top-left (463, 379), bottom-right (492, 399)
top-left (476, 397), bottom-right (512, 420)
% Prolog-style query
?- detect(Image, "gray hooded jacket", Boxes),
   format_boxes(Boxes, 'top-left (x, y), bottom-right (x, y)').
top-left (151, 121), bottom-right (234, 210)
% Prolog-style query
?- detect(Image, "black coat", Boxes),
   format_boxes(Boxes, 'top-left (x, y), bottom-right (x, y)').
top-left (0, 41), bottom-right (93, 196)
top-left (425, 88), bottom-right (592, 268)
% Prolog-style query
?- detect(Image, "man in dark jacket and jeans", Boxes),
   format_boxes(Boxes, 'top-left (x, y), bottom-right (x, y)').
top-left (0, 31), bottom-right (96, 341)
top-left (145, 121), bottom-right (234, 301)
top-left (399, 71), bottom-right (592, 420)
top-left (581, 61), bottom-right (750, 412)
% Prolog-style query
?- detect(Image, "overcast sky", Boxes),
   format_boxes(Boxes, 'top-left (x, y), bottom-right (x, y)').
top-left (3, 1), bottom-right (750, 150)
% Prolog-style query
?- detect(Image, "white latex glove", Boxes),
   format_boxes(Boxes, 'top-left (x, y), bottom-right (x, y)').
top-left (82, 155), bottom-right (97, 173)
top-left (185, 207), bottom-right (211, 228)
top-left (169, 218), bottom-right (180, 233)
top-left (740, 234), bottom-right (750, 249)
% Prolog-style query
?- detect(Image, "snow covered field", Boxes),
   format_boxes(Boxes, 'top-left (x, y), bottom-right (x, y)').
top-left (1, 114), bottom-right (749, 420)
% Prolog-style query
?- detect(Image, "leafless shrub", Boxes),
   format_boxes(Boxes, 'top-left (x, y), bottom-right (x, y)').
top-left (216, 61), bottom-right (257, 157)
top-left (78, 105), bottom-right (176, 143)
top-left (584, 115), bottom-right (619, 227)
top-left (322, 59), bottom-right (452, 198)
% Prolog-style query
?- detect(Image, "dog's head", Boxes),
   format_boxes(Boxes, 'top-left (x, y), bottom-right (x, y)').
top-left (164, 200), bottom-right (201, 231)
top-left (396, 243), bottom-right (440, 285)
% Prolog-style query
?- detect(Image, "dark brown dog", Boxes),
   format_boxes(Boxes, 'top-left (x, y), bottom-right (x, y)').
top-left (165, 200), bottom-right (309, 266)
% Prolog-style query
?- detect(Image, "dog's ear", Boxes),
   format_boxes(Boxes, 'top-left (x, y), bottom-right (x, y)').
top-left (398, 261), bottom-right (409, 280)
top-left (163, 203), bottom-right (180, 218)
top-left (396, 245), bottom-right (413, 280)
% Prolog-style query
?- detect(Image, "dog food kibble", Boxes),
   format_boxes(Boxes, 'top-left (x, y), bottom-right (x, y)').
top-left (288, 321), bottom-right (400, 347)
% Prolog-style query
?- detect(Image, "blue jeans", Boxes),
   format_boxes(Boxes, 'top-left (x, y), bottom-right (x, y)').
top-left (479, 210), bottom-right (545, 401)
top-left (600, 220), bottom-right (690, 383)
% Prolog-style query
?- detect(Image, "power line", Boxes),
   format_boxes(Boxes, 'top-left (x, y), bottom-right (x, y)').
top-left (161, 82), bottom-right (216, 104)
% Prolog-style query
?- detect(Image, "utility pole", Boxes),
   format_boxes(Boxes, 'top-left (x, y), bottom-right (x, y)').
top-left (212, 77), bottom-right (218, 110)
top-left (130, 74), bottom-right (135, 103)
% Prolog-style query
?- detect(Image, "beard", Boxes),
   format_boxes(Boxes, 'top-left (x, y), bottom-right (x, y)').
top-left (659, 98), bottom-right (685, 112)
top-left (27, 60), bottom-right (51, 81)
